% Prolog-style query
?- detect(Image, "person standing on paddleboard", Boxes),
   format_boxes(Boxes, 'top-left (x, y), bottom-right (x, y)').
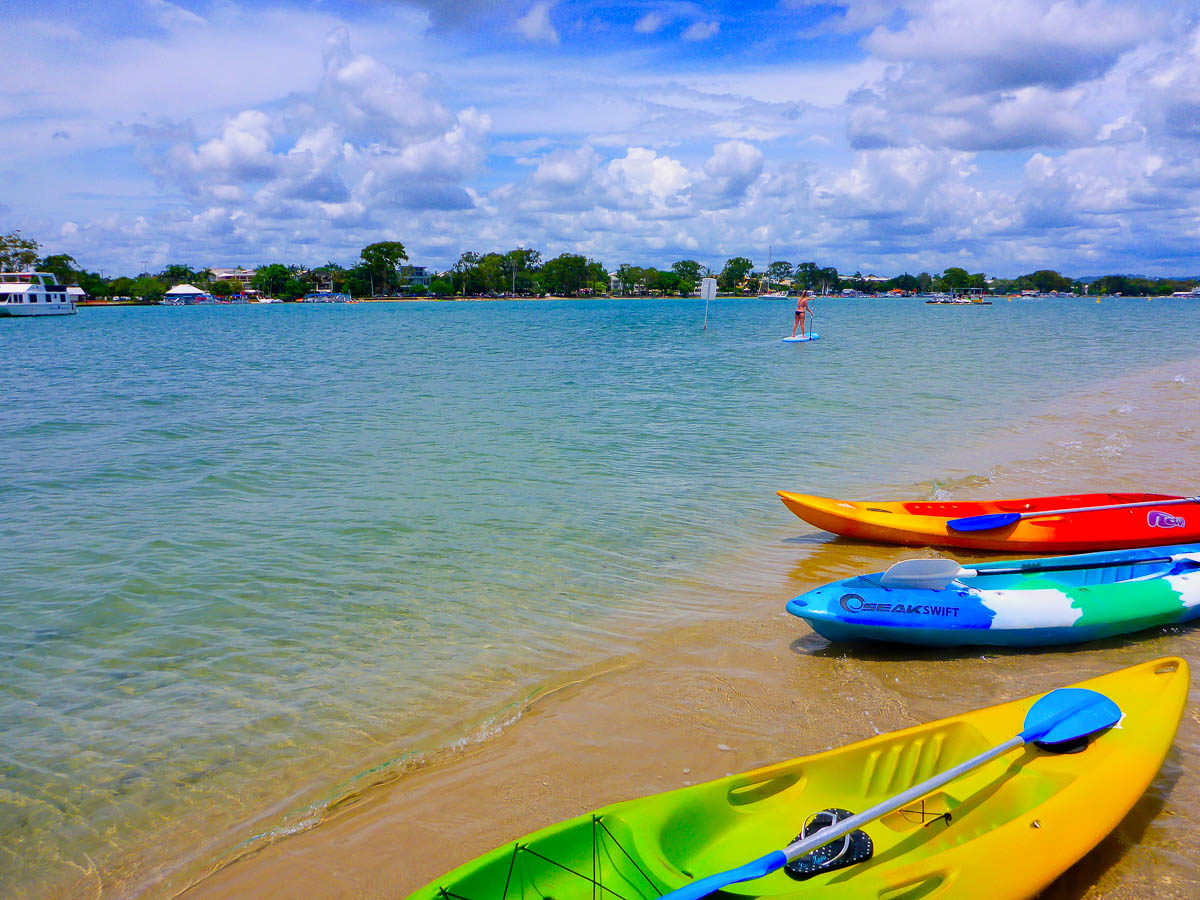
top-left (792, 290), bottom-right (814, 337)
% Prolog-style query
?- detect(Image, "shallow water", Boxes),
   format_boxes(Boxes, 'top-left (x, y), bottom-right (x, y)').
top-left (2, 296), bottom-right (1199, 897)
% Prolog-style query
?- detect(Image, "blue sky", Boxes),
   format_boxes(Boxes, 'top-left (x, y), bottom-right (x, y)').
top-left (3, 0), bottom-right (1200, 277)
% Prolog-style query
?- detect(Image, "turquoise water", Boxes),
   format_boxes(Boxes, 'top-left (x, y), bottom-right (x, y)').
top-left (3, 296), bottom-right (1199, 896)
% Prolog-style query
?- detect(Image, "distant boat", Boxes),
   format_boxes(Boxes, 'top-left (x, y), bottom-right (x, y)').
top-left (0, 271), bottom-right (78, 316)
top-left (757, 245), bottom-right (789, 299)
top-left (301, 291), bottom-right (354, 303)
top-left (162, 284), bottom-right (217, 306)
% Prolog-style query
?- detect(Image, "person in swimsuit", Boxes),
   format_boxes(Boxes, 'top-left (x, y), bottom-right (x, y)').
top-left (792, 290), bottom-right (813, 337)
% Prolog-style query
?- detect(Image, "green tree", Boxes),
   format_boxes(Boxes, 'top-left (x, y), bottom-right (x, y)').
top-left (478, 252), bottom-right (508, 294)
top-left (430, 275), bottom-right (454, 296)
top-left (453, 251), bottom-right (482, 295)
top-left (657, 270), bottom-right (682, 295)
top-left (718, 256), bottom-right (754, 293)
top-left (505, 247), bottom-right (541, 295)
top-left (541, 253), bottom-right (593, 295)
top-left (252, 264), bottom-right (291, 297)
top-left (109, 276), bottom-right (136, 299)
top-left (766, 260), bottom-right (793, 287)
top-left (941, 267), bottom-right (972, 290)
top-left (1022, 269), bottom-right (1074, 293)
top-left (132, 275), bottom-right (166, 303)
top-left (1, 231), bottom-right (41, 271)
top-left (887, 272), bottom-right (920, 292)
top-left (671, 259), bottom-right (702, 284)
top-left (77, 270), bottom-right (109, 298)
top-left (359, 241), bottom-right (409, 295)
top-left (210, 280), bottom-right (236, 297)
top-left (160, 264), bottom-right (199, 284)
top-left (794, 262), bottom-right (819, 290)
top-left (39, 253), bottom-right (81, 285)
top-left (281, 276), bottom-right (311, 301)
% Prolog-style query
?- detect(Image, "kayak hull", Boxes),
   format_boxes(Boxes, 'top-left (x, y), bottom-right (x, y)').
top-left (405, 658), bottom-right (1188, 900)
top-left (786, 543), bottom-right (1200, 647)
top-left (778, 490), bottom-right (1200, 552)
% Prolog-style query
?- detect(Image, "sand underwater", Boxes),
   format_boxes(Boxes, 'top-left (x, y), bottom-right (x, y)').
top-left (171, 357), bottom-right (1200, 899)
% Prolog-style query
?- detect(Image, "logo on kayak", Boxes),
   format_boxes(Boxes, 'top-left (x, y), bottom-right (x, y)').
top-left (839, 593), bottom-right (960, 618)
top-left (1147, 510), bottom-right (1186, 529)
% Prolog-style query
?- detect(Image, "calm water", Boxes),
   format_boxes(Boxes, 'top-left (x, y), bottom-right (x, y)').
top-left (3, 296), bottom-right (1199, 897)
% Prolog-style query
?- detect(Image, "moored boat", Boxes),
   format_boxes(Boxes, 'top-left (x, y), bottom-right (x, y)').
top-left (786, 543), bottom-right (1200, 646)
top-left (777, 489), bottom-right (1200, 552)
top-left (405, 657), bottom-right (1188, 900)
top-left (0, 271), bottom-right (77, 316)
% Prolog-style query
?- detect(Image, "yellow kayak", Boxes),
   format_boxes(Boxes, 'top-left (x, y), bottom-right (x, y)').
top-left (406, 657), bottom-right (1187, 900)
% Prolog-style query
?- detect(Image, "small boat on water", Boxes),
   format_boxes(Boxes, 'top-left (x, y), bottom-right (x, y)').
top-left (786, 544), bottom-right (1200, 646)
top-left (405, 657), bottom-right (1188, 900)
top-left (162, 284), bottom-right (217, 306)
top-left (301, 291), bottom-right (354, 303)
top-left (777, 490), bottom-right (1200, 552)
top-left (0, 272), bottom-right (77, 316)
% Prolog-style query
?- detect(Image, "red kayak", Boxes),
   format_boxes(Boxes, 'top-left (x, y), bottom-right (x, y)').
top-left (776, 490), bottom-right (1200, 552)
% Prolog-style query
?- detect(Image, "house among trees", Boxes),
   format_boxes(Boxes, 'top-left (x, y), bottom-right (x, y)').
top-left (209, 267), bottom-right (256, 289)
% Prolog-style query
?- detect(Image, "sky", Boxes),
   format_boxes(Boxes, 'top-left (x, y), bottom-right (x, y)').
top-left (3, 0), bottom-right (1200, 278)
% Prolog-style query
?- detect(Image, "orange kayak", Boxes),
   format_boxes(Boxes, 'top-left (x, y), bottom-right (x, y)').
top-left (777, 490), bottom-right (1200, 553)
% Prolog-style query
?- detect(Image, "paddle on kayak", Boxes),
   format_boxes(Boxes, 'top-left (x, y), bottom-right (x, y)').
top-left (948, 494), bottom-right (1200, 533)
top-left (878, 549), bottom-right (1200, 591)
top-left (659, 687), bottom-right (1122, 900)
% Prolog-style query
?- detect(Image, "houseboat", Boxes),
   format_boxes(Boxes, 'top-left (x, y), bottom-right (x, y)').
top-left (0, 272), bottom-right (78, 316)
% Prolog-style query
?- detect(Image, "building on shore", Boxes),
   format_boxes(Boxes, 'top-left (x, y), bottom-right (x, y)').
top-left (209, 267), bottom-right (256, 289)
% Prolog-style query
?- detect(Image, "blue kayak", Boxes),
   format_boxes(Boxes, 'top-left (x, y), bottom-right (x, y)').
top-left (785, 543), bottom-right (1200, 647)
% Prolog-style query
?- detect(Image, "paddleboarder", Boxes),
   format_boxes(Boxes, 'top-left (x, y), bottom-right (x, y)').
top-left (792, 290), bottom-right (814, 337)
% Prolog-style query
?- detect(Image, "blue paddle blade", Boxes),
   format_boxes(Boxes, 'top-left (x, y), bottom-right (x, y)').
top-left (1019, 688), bottom-right (1121, 745)
top-left (946, 512), bottom-right (1021, 532)
top-left (660, 850), bottom-right (787, 900)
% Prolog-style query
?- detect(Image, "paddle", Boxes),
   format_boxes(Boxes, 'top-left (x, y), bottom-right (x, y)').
top-left (879, 550), bottom-right (1200, 591)
top-left (947, 495), bottom-right (1200, 532)
top-left (660, 687), bottom-right (1121, 900)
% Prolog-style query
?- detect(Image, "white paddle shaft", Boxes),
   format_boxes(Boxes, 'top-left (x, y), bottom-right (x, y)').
top-left (1009, 495), bottom-right (1200, 520)
top-left (782, 735), bottom-right (1024, 861)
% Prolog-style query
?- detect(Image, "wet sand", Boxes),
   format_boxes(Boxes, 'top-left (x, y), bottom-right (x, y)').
top-left (171, 358), bottom-right (1200, 900)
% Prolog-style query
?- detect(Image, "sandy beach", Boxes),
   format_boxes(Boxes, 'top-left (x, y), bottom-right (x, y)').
top-left (170, 356), bottom-right (1200, 900)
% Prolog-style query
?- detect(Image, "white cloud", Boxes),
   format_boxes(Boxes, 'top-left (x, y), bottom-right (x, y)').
top-left (532, 145), bottom-right (602, 191)
top-left (6, 0), bottom-right (1200, 280)
top-left (634, 13), bottom-right (664, 34)
top-left (516, 2), bottom-right (559, 44)
top-left (701, 140), bottom-right (765, 203)
top-left (606, 148), bottom-right (692, 203)
top-left (174, 110), bottom-right (278, 185)
top-left (863, 0), bottom-right (1152, 92)
top-left (682, 21), bottom-right (719, 41)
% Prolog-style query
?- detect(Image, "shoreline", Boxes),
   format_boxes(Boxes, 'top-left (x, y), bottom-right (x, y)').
top-left (163, 356), bottom-right (1200, 900)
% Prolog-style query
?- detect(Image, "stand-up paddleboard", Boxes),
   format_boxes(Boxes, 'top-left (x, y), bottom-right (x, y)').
top-left (782, 332), bottom-right (820, 343)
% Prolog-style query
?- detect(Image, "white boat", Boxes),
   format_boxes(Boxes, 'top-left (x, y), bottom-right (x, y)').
top-left (757, 245), bottom-right (789, 299)
top-left (0, 272), bottom-right (77, 316)
top-left (162, 283), bottom-right (217, 306)
top-left (300, 291), bottom-right (353, 303)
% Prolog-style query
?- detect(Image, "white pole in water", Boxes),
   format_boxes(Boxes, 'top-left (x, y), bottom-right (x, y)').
top-left (701, 277), bottom-right (717, 330)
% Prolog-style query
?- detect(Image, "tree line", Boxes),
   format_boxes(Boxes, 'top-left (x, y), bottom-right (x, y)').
top-left (1, 230), bottom-right (1195, 301)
